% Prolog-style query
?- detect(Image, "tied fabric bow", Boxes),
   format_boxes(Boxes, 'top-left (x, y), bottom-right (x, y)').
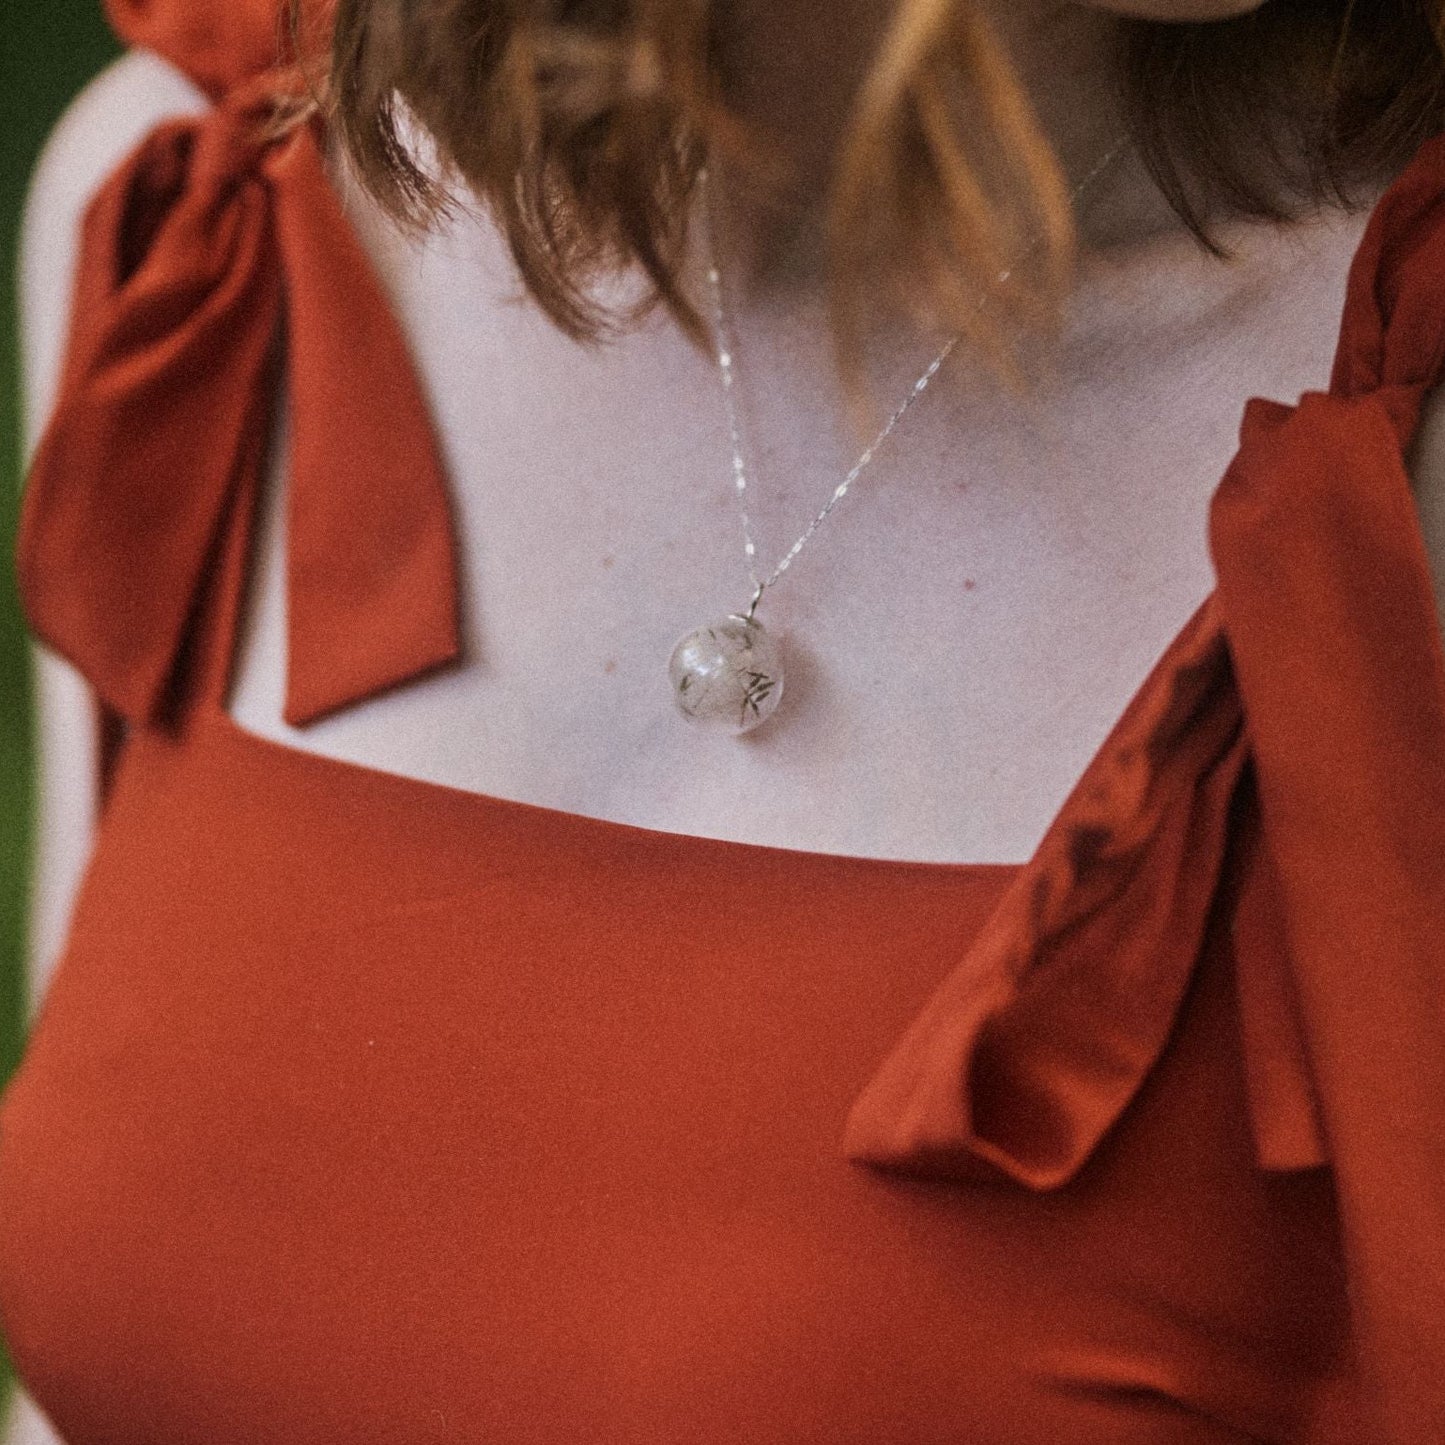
top-left (13, 0), bottom-right (1445, 1433)
top-left (843, 135), bottom-right (1445, 1443)
top-left (16, 63), bottom-right (461, 729)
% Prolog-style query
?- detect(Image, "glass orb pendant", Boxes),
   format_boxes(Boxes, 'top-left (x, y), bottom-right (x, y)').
top-left (668, 610), bottom-right (784, 734)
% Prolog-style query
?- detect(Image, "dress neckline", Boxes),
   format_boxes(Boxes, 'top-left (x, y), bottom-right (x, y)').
top-left (193, 697), bottom-right (1025, 876)
top-left (179, 377), bottom-right (1224, 879)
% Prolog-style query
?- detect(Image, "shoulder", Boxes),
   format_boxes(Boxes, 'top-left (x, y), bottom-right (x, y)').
top-left (1397, 137), bottom-right (1445, 614)
top-left (16, 50), bottom-right (215, 1019)
top-left (1409, 387), bottom-right (1445, 620)
top-left (1343, 131), bottom-right (1445, 619)
top-left (18, 48), bottom-right (209, 459)
top-left (23, 46), bottom-right (208, 221)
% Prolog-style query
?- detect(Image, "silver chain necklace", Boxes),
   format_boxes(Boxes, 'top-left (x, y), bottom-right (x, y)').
top-left (667, 134), bottom-right (1131, 733)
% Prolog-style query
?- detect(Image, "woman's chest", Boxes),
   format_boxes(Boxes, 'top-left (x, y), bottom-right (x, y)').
top-left (0, 745), bottom-right (1351, 1445)
top-left (224, 184), bottom-right (1372, 862)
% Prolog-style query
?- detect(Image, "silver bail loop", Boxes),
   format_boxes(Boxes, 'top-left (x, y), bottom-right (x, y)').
top-left (744, 579), bottom-right (764, 622)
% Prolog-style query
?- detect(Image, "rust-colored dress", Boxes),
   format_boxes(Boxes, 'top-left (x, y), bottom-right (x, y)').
top-left (3, 5), bottom-right (1445, 1443)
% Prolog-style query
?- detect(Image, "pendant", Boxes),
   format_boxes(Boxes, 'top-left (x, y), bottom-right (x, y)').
top-left (668, 613), bottom-right (784, 733)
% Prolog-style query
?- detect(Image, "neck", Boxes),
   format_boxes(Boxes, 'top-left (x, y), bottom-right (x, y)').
top-left (707, 0), bottom-right (1186, 302)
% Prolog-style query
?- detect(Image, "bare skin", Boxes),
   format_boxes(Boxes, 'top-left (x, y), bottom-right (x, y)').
top-left (708, 0), bottom-right (1271, 299)
top-left (216, 0), bottom-right (1376, 864)
top-left (19, 2), bottom-right (1414, 903)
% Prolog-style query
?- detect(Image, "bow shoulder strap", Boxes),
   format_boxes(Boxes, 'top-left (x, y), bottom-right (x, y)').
top-left (17, 0), bottom-right (461, 730)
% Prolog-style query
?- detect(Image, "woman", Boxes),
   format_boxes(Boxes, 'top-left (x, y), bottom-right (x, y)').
top-left (3, 0), bottom-right (1444, 1440)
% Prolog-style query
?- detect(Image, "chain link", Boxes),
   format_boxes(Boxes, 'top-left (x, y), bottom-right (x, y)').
top-left (699, 134), bottom-right (1131, 619)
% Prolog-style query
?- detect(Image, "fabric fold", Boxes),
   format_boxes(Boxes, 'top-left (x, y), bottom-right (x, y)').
top-left (843, 132), bottom-right (1445, 1443)
top-left (102, 0), bottom-right (293, 102)
top-left (1210, 388), bottom-right (1445, 1445)
top-left (16, 44), bottom-right (461, 730)
top-left (841, 597), bottom-right (1252, 1189)
top-left (264, 119), bottom-right (463, 727)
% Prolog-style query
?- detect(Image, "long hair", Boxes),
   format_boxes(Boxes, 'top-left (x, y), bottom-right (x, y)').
top-left (287, 0), bottom-right (1445, 410)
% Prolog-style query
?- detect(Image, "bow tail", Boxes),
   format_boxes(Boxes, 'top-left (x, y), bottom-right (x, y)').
top-left (15, 120), bottom-right (283, 728)
top-left (265, 122), bottom-right (462, 728)
top-left (841, 599), bottom-right (1255, 1190)
top-left (1210, 390), bottom-right (1445, 1443)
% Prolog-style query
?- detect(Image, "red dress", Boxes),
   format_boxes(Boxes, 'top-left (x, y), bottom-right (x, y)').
top-left (3, 4), bottom-right (1445, 1442)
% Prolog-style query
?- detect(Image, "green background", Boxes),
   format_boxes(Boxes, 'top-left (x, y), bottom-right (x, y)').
top-left (0, 0), bottom-right (123, 1421)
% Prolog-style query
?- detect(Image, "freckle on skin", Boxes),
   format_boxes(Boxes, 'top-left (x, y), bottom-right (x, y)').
top-left (602, 554), bottom-right (615, 569)
top-left (964, 577), bottom-right (976, 591)
top-left (604, 658), bottom-right (617, 674)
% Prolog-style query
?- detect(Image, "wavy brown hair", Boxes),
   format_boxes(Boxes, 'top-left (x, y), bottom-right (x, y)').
top-left (284, 0), bottom-right (1445, 412)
